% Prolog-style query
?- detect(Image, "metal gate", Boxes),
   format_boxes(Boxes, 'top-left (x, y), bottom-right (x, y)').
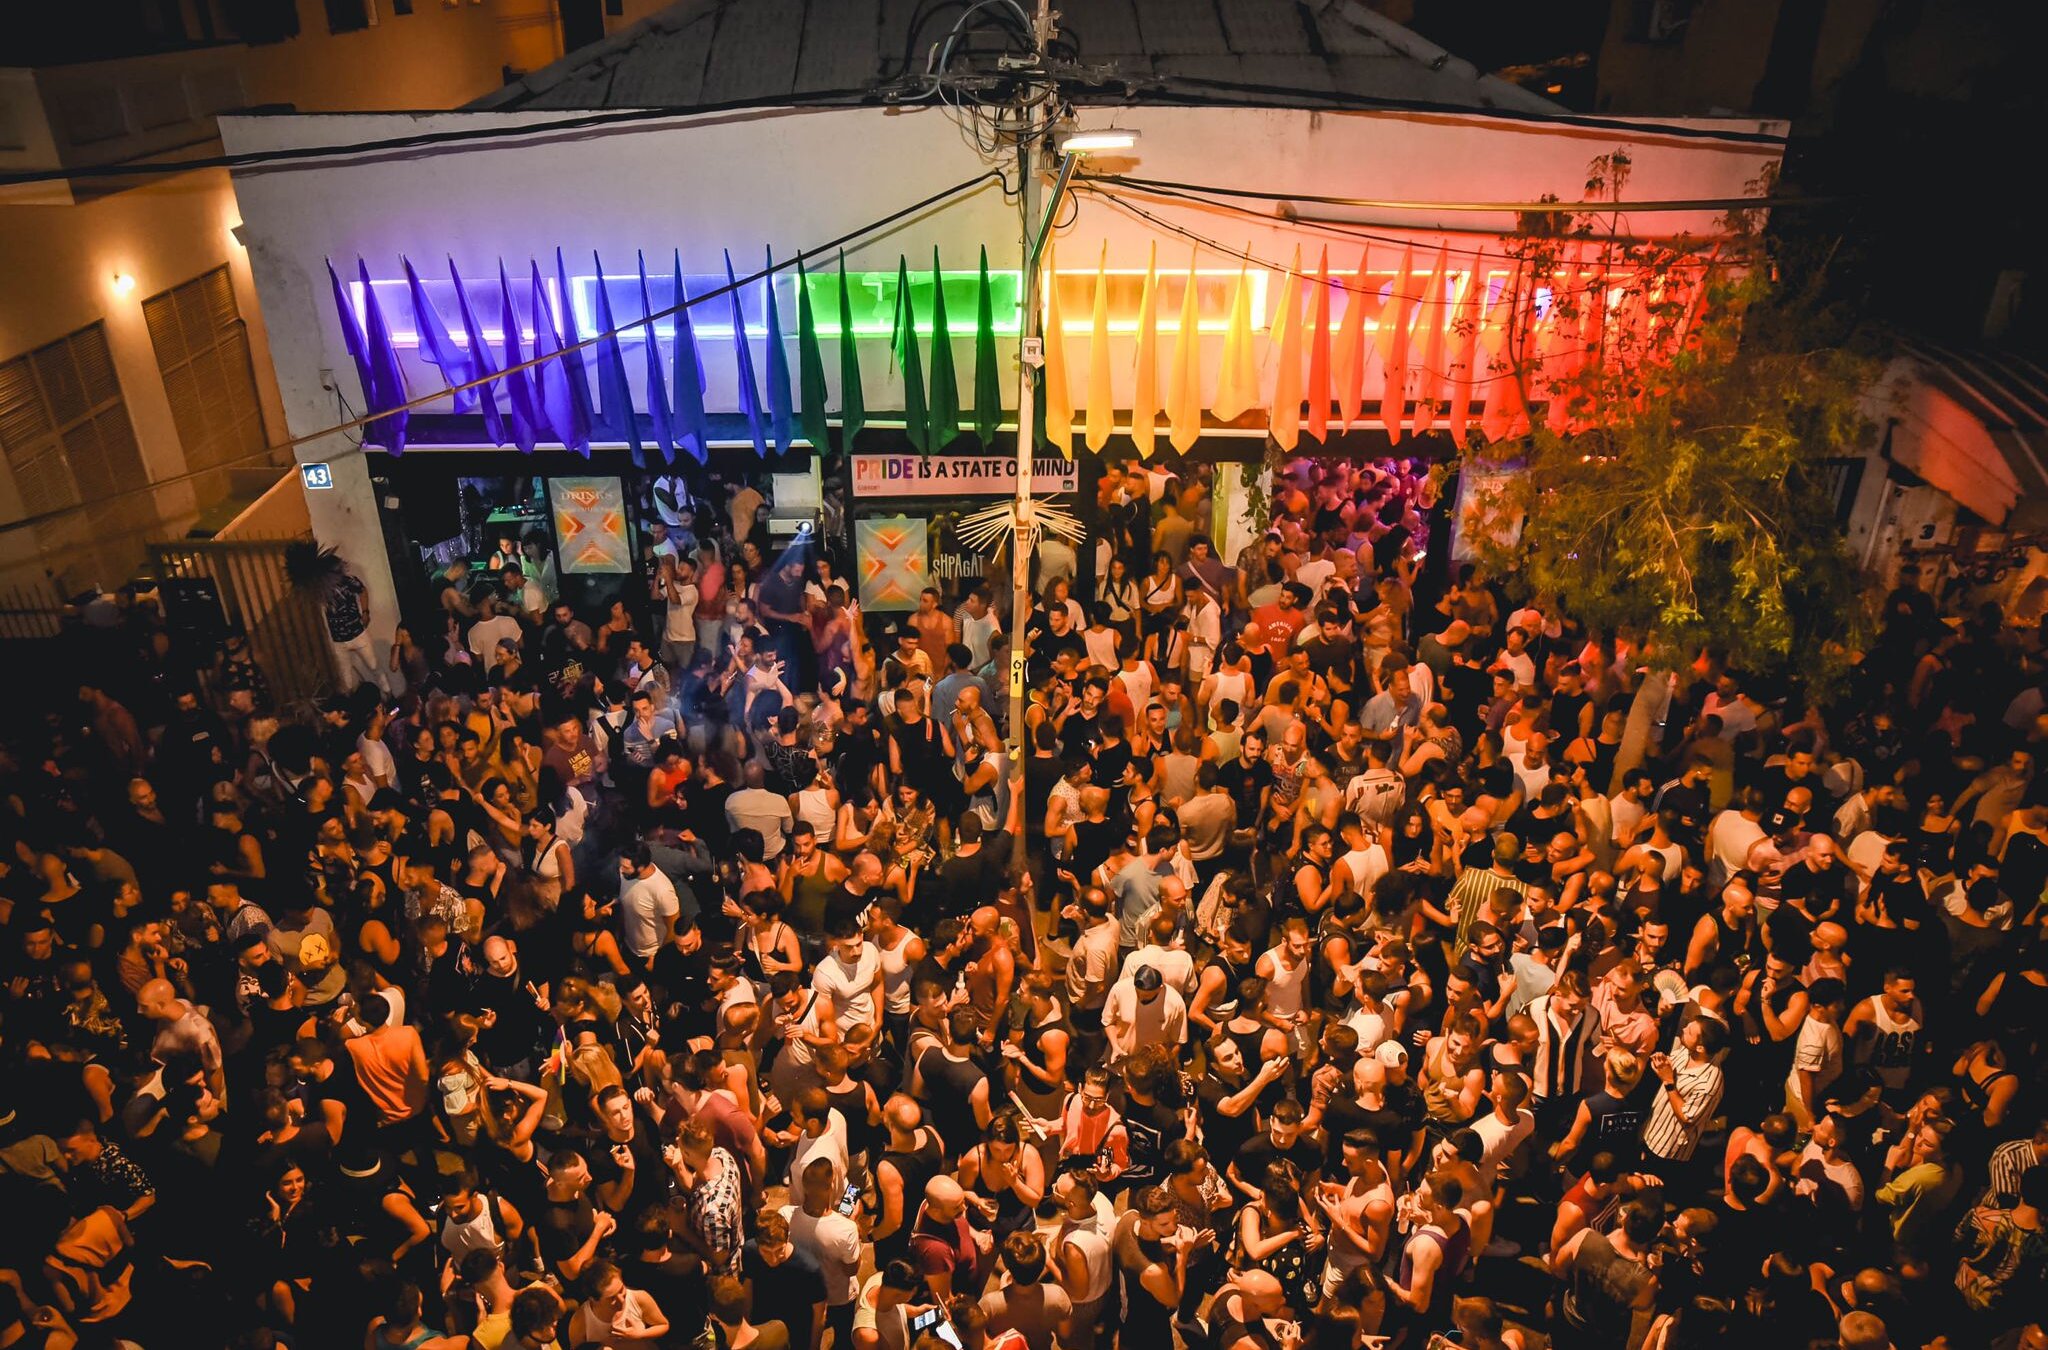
top-left (149, 537), bottom-right (335, 711)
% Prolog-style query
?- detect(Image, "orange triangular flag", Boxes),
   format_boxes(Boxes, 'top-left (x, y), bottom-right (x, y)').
top-left (1267, 246), bottom-right (1304, 451)
top-left (1305, 247), bottom-right (1332, 443)
top-left (1378, 245), bottom-right (1416, 443)
top-left (1213, 255), bottom-right (1257, 422)
top-left (1333, 246), bottom-right (1369, 429)
top-left (1446, 255), bottom-right (1484, 449)
top-left (1167, 249), bottom-right (1203, 452)
top-left (1130, 243), bottom-right (1159, 458)
top-left (1043, 242), bottom-right (1073, 446)
top-left (1085, 243), bottom-right (1114, 452)
top-left (1412, 245), bottom-right (1450, 437)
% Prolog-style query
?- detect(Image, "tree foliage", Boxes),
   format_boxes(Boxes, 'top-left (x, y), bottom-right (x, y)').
top-left (1458, 152), bottom-right (1881, 686)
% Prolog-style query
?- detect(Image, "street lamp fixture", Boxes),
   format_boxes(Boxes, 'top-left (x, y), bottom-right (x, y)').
top-left (1057, 127), bottom-right (1140, 155)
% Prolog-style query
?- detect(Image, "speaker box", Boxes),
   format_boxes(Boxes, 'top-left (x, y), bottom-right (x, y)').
top-left (396, 472), bottom-right (462, 540)
top-left (159, 576), bottom-right (227, 642)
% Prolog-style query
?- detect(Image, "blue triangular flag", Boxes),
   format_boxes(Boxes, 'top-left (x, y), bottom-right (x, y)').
top-left (496, 261), bottom-right (539, 454)
top-left (554, 248), bottom-right (597, 442)
top-left (763, 247), bottom-right (794, 453)
top-left (671, 250), bottom-right (709, 463)
top-left (590, 252), bottom-right (646, 465)
top-left (530, 260), bottom-right (590, 456)
top-left (724, 249), bottom-right (768, 457)
top-left (402, 256), bottom-right (475, 413)
top-left (635, 250), bottom-right (675, 463)
top-left (356, 259), bottom-right (409, 454)
top-left (450, 259), bottom-right (505, 447)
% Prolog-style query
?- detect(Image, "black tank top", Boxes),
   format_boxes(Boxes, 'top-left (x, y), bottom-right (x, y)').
top-left (2004, 832), bottom-right (2048, 910)
top-left (875, 1132), bottom-right (945, 1265)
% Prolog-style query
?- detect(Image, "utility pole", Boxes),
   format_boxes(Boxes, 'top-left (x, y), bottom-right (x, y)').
top-left (1006, 0), bottom-right (1056, 883)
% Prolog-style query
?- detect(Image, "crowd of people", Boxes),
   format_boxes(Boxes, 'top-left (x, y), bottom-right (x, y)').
top-left (2, 453), bottom-right (2045, 1350)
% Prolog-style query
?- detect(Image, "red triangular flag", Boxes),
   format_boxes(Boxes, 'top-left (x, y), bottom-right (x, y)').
top-left (1411, 244), bottom-right (1450, 437)
top-left (1446, 255), bottom-right (1484, 449)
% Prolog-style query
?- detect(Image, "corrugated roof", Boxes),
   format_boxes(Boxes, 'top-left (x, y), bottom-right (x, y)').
top-left (471, 0), bottom-right (1561, 115)
top-left (1887, 343), bottom-right (2048, 529)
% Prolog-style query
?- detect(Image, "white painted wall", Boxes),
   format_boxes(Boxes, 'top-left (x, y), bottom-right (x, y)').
top-left (220, 102), bottom-right (1786, 652)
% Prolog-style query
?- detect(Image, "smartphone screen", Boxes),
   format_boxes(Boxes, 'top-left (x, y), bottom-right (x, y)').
top-left (837, 1181), bottom-right (860, 1216)
top-left (908, 1310), bottom-right (942, 1335)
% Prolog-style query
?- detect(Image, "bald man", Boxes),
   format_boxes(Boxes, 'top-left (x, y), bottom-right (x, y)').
top-left (1211, 1269), bottom-right (1289, 1350)
top-left (908, 1174), bottom-right (982, 1300)
top-left (139, 978), bottom-right (224, 1099)
top-left (963, 906), bottom-right (1016, 1032)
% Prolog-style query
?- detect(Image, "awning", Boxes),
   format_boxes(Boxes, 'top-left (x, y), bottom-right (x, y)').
top-left (1883, 342), bottom-right (2048, 529)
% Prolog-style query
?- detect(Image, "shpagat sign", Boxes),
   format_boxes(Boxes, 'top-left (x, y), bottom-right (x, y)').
top-left (300, 463), bottom-right (335, 491)
top-left (851, 453), bottom-right (1078, 498)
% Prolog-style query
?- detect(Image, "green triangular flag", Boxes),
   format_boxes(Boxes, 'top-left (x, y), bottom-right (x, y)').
top-left (973, 245), bottom-right (1002, 447)
top-left (892, 256), bottom-right (928, 453)
top-left (837, 252), bottom-right (866, 447)
top-left (927, 248), bottom-right (961, 451)
top-left (797, 257), bottom-right (830, 451)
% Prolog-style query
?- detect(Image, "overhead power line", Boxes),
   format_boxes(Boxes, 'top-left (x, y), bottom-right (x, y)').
top-left (1079, 178), bottom-right (1757, 260)
top-left (0, 89), bottom-right (880, 189)
top-left (1090, 173), bottom-right (1821, 216)
top-left (1075, 183), bottom-right (1731, 295)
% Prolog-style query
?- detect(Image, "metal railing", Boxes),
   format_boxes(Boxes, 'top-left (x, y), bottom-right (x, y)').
top-left (148, 536), bottom-right (335, 709)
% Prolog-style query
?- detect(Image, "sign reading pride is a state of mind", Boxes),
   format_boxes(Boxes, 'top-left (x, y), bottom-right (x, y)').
top-left (850, 453), bottom-right (1078, 498)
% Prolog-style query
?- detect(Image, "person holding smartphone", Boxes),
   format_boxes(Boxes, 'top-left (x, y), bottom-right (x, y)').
top-left (785, 1157), bottom-right (862, 1350)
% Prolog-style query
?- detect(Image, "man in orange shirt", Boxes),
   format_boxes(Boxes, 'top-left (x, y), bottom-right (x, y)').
top-left (344, 992), bottom-right (431, 1164)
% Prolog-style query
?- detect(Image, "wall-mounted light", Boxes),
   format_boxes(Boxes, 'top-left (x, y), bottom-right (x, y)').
top-left (228, 221), bottom-right (249, 248)
top-left (111, 273), bottom-right (137, 296)
top-left (1057, 127), bottom-right (1140, 155)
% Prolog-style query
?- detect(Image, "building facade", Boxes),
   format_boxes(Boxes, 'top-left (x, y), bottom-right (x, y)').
top-left (0, 0), bottom-right (578, 598)
top-left (223, 91), bottom-right (1784, 664)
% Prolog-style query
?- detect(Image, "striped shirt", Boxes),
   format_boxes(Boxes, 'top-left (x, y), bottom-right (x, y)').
top-left (1527, 994), bottom-right (1593, 1104)
top-left (1987, 1138), bottom-right (2040, 1206)
top-left (1449, 866), bottom-right (1529, 958)
top-left (1642, 1045), bottom-right (1723, 1162)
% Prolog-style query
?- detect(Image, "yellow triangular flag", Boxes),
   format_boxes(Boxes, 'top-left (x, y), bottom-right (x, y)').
top-left (1167, 249), bottom-right (1203, 452)
top-left (1085, 243), bottom-right (1113, 453)
top-left (1212, 254), bottom-right (1257, 422)
top-left (1130, 243), bottom-right (1159, 458)
top-left (1267, 246), bottom-right (1303, 451)
top-left (1042, 241), bottom-right (1072, 446)
top-left (1333, 245), bottom-right (1369, 430)
top-left (1412, 244), bottom-right (1451, 437)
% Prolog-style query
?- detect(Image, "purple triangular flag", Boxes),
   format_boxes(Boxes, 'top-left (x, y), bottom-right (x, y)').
top-left (450, 258), bottom-right (505, 447)
top-left (403, 256), bottom-right (475, 413)
top-left (554, 248), bottom-right (596, 443)
top-left (591, 251), bottom-right (648, 465)
top-left (529, 260), bottom-right (590, 456)
top-left (325, 258), bottom-right (374, 420)
top-left (356, 259), bottom-right (408, 454)
top-left (496, 261), bottom-right (539, 454)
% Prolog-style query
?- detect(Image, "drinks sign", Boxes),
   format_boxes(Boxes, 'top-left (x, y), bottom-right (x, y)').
top-left (851, 453), bottom-right (1078, 498)
top-left (548, 475), bottom-right (632, 574)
